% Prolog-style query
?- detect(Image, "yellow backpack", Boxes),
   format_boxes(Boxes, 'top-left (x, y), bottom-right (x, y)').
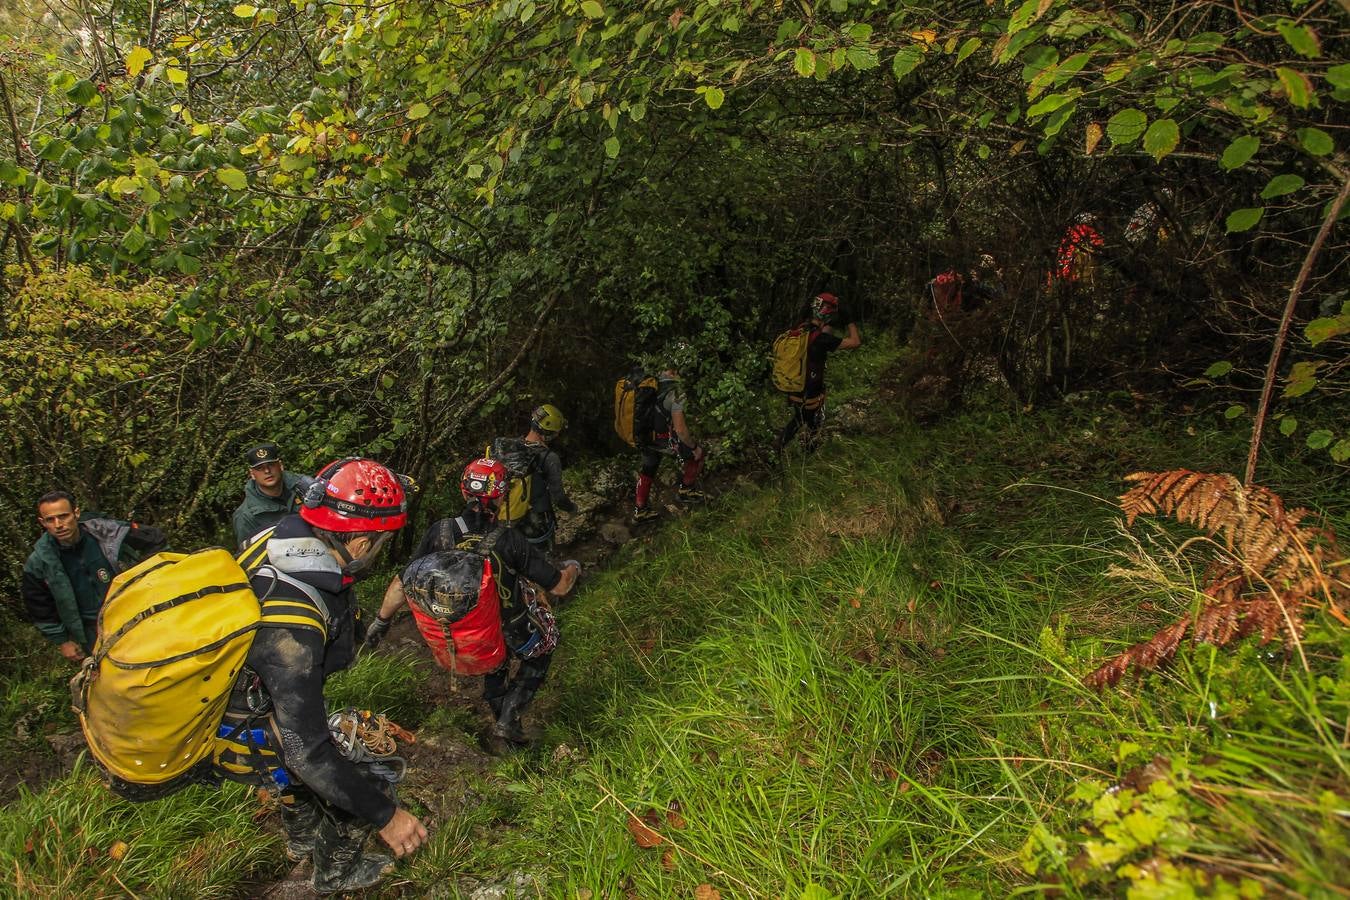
top-left (614, 369), bottom-right (660, 447)
top-left (484, 438), bottom-right (541, 524)
top-left (771, 325), bottom-right (811, 394)
top-left (72, 547), bottom-right (327, 798)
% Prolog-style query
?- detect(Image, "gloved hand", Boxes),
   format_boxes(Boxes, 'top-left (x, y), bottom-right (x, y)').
top-left (364, 614), bottom-right (392, 651)
top-left (559, 496), bottom-right (578, 515)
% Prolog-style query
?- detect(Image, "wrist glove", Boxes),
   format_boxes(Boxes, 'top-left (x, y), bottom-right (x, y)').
top-left (364, 614), bottom-right (392, 651)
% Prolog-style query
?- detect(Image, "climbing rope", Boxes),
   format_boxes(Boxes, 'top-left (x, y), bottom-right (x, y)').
top-left (327, 708), bottom-right (415, 783)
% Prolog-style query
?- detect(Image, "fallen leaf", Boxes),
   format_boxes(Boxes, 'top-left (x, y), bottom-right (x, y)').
top-left (108, 840), bottom-right (129, 861)
top-left (907, 598), bottom-right (916, 613)
top-left (849, 596), bottom-right (861, 609)
top-left (928, 580), bottom-right (941, 590)
top-left (577, 891), bottom-right (593, 900)
top-left (626, 811), bottom-right (663, 848)
top-left (668, 7), bottom-right (684, 28)
top-left (899, 781), bottom-right (912, 792)
top-left (661, 848), bottom-right (678, 870)
top-left (666, 801), bottom-right (686, 829)
top-left (694, 886), bottom-right (721, 900)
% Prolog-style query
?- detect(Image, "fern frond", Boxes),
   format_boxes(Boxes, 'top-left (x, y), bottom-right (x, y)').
top-left (1089, 471), bottom-right (1346, 692)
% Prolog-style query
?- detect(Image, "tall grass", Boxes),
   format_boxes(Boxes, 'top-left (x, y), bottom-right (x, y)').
top-left (0, 761), bottom-right (280, 898)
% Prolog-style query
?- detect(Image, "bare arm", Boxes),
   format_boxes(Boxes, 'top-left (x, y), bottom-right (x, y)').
top-left (670, 409), bottom-right (697, 447)
top-left (377, 575), bottom-right (407, 620)
top-left (839, 322), bottom-right (862, 351)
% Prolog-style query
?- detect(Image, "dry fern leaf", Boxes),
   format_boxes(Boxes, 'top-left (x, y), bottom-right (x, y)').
top-left (1089, 471), bottom-right (1348, 692)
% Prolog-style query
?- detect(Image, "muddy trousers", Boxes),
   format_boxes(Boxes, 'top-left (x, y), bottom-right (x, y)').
top-left (483, 651), bottom-right (553, 739)
top-left (281, 779), bottom-right (395, 894)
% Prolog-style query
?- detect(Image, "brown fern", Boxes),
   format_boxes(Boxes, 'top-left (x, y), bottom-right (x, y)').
top-left (1087, 471), bottom-right (1346, 691)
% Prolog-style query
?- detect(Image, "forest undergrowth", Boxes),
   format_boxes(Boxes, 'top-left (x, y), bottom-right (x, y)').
top-left (0, 340), bottom-right (1345, 898)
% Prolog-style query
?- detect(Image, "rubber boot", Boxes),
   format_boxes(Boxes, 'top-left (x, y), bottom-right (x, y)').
top-left (491, 682), bottom-right (537, 745)
top-left (310, 811), bottom-right (393, 894)
top-left (280, 794), bottom-right (321, 862)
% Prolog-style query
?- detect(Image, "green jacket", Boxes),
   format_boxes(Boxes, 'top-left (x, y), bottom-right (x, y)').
top-left (21, 518), bottom-right (163, 648)
top-left (232, 471), bottom-right (306, 548)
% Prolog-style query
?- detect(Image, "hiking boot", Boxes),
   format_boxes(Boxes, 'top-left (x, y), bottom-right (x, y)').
top-left (491, 682), bottom-right (534, 746)
top-left (311, 814), bottom-right (393, 894)
top-left (633, 505), bottom-right (659, 524)
top-left (280, 795), bottom-right (321, 862)
top-left (676, 483), bottom-right (705, 502)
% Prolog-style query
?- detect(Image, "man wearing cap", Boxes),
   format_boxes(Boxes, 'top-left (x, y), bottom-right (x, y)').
top-left (232, 442), bottom-right (308, 548)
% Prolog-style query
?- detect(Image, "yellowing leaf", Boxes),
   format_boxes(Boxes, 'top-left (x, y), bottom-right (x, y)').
top-left (216, 167), bottom-right (248, 190)
top-left (108, 840), bottom-right (129, 860)
top-left (581, 0), bottom-right (604, 18)
top-left (1276, 67), bottom-right (1313, 108)
top-left (407, 102), bottom-right (431, 120)
top-left (909, 29), bottom-right (937, 45)
top-left (126, 46), bottom-right (153, 79)
top-left (703, 86), bottom-right (725, 110)
top-left (233, 4), bottom-right (258, 17)
top-left (1085, 122), bottom-right (1103, 155)
top-left (165, 66), bottom-right (188, 86)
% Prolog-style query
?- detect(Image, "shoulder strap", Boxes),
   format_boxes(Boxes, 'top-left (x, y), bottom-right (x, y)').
top-left (454, 516), bottom-right (469, 536)
top-left (254, 564), bottom-right (330, 640)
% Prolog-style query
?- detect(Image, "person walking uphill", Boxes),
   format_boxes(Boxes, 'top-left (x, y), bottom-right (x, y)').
top-left (484, 403), bottom-right (578, 551)
top-left (369, 458), bottom-right (580, 748)
top-left (773, 292), bottom-right (861, 454)
top-left (633, 362), bottom-right (706, 523)
top-left (217, 458), bottom-right (428, 893)
top-left (232, 441), bottom-right (308, 548)
top-left (21, 491), bottom-right (166, 663)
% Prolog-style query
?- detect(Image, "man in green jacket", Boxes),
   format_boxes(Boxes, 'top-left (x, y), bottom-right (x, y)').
top-left (21, 491), bottom-right (167, 662)
top-left (232, 441), bottom-right (308, 548)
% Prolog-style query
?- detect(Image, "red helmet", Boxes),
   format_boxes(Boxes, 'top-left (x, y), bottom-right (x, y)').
top-left (812, 292), bottom-right (839, 321)
top-left (300, 458), bottom-right (408, 532)
top-left (461, 457), bottom-right (508, 503)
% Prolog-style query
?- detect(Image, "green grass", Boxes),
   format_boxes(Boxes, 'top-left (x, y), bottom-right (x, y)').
top-left (0, 336), bottom-right (1345, 898)
top-left (0, 762), bottom-right (281, 898)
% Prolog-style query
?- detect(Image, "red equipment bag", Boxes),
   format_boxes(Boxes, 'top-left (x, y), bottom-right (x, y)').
top-left (400, 529), bottom-right (507, 675)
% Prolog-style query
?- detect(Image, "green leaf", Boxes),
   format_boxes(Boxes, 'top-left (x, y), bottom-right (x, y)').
top-left (956, 37), bottom-right (982, 64)
top-left (1306, 316), bottom-right (1349, 345)
top-left (1275, 20), bottom-right (1320, 58)
top-left (407, 102), bottom-right (430, 120)
top-left (580, 0), bottom-right (604, 18)
top-left (1027, 91), bottom-right (1075, 119)
top-left (1330, 439), bottom-right (1350, 463)
top-left (1297, 127), bottom-right (1333, 156)
top-left (1225, 207), bottom-right (1263, 233)
top-left (126, 46), bottom-right (153, 78)
top-left (1276, 67), bottom-right (1313, 108)
top-left (1220, 135), bottom-right (1259, 170)
top-left (176, 254), bottom-right (201, 275)
top-left (892, 47), bottom-right (925, 82)
top-left (846, 47), bottom-right (879, 71)
top-left (1279, 417), bottom-right (1298, 436)
top-left (848, 23), bottom-right (873, 41)
top-left (1328, 63), bottom-right (1350, 90)
top-left (1105, 108), bottom-right (1147, 146)
top-left (1284, 361), bottom-right (1320, 398)
top-left (120, 225), bottom-right (147, 254)
top-left (1224, 404), bottom-right (1244, 420)
top-left (1142, 118), bottom-right (1179, 161)
top-left (703, 87), bottom-right (725, 110)
top-left (66, 79), bottom-right (100, 105)
top-left (1204, 361), bottom-right (1232, 378)
top-left (794, 48), bottom-right (816, 77)
top-left (1260, 174), bottom-right (1304, 199)
top-left (604, 136), bottom-right (620, 158)
top-left (1306, 429), bottom-right (1333, 450)
top-left (216, 166), bottom-right (248, 190)
top-left (232, 4), bottom-right (258, 17)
